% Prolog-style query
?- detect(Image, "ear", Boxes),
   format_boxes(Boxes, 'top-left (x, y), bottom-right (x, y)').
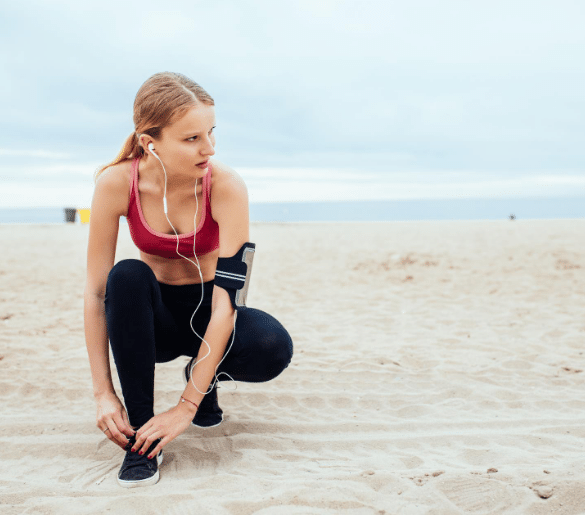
top-left (137, 133), bottom-right (155, 154)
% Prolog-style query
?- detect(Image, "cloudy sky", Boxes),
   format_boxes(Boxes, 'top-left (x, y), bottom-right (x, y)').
top-left (1, 0), bottom-right (584, 207)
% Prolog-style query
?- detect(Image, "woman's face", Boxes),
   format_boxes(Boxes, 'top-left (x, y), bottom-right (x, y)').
top-left (154, 103), bottom-right (216, 175)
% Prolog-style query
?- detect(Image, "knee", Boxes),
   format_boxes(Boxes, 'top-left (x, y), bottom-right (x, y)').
top-left (271, 327), bottom-right (293, 374)
top-left (106, 259), bottom-right (156, 299)
top-left (241, 308), bottom-right (294, 374)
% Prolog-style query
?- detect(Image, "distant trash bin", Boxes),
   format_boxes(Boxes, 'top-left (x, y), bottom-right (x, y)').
top-left (64, 208), bottom-right (77, 223)
top-left (78, 209), bottom-right (91, 224)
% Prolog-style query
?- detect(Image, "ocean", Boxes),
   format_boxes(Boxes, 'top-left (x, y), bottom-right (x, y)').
top-left (0, 197), bottom-right (583, 224)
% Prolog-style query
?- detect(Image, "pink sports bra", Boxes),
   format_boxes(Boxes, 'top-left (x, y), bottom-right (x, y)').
top-left (126, 156), bottom-right (220, 259)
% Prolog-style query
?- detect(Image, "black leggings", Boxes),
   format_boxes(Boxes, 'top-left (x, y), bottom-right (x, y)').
top-left (104, 259), bottom-right (294, 427)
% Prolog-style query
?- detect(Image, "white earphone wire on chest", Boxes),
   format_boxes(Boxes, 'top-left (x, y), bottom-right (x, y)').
top-left (147, 143), bottom-right (238, 395)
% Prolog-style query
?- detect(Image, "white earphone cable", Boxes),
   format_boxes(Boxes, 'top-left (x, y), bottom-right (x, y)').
top-left (150, 150), bottom-right (238, 396)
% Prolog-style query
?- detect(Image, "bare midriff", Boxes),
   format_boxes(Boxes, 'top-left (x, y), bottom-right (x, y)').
top-left (140, 247), bottom-right (219, 285)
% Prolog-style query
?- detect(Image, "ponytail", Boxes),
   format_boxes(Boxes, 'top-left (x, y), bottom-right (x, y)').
top-left (94, 131), bottom-right (145, 182)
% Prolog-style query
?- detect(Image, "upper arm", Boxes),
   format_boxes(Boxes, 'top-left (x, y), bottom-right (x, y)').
top-left (85, 165), bottom-right (129, 299)
top-left (210, 163), bottom-right (250, 257)
top-left (210, 163), bottom-right (250, 313)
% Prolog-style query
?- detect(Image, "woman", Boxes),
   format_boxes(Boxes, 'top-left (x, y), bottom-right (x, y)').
top-left (84, 72), bottom-right (294, 488)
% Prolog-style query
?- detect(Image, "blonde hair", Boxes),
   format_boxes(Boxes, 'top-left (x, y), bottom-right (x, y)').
top-left (95, 72), bottom-right (214, 181)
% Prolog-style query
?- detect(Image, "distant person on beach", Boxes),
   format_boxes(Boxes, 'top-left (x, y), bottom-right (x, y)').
top-left (84, 72), bottom-right (293, 488)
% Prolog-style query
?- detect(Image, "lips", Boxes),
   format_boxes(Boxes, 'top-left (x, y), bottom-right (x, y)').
top-left (197, 160), bottom-right (209, 167)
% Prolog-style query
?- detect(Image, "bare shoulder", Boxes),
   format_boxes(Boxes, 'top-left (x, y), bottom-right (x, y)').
top-left (209, 158), bottom-right (248, 203)
top-left (93, 159), bottom-right (133, 217)
top-left (209, 159), bottom-right (249, 232)
top-left (96, 159), bottom-right (132, 190)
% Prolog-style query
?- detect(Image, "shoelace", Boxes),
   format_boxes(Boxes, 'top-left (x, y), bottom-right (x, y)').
top-left (122, 436), bottom-right (160, 466)
top-left (122, 448), bottom-right (156, 470)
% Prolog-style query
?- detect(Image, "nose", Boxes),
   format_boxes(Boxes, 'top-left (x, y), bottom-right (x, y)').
top-left (201, 136), bottom-right (215, 157)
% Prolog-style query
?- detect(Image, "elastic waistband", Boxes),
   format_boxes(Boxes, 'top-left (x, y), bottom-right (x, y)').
top-left (158, 279), bottom-right (215, 302)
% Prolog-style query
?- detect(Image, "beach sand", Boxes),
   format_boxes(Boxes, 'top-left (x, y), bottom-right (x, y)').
top-left (0, 220), bottom-right (584, 514)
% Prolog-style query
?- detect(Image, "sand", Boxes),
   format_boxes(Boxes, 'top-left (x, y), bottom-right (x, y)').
top-left (0, 219), bottom-right (584, 514)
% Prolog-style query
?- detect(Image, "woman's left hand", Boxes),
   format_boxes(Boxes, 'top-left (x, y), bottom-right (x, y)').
top-left (132, 403), bottom-right (196, 458)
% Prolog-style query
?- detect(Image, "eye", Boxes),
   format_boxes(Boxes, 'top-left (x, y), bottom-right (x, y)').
top-left (187, 127), bottom-right (215, 141)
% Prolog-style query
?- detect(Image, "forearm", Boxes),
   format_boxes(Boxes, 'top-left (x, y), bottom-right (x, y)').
top-left (181, 308), bottom-right (236, 409)
top-left (84, 291), bottom-right (116, 398)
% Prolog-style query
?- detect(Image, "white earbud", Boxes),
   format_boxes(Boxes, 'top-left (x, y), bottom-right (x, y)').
top-left (148, 142), bottom-right (155, 153)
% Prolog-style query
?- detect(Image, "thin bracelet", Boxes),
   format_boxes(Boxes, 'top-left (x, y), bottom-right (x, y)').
top-left (180, 396), bottom-right (199, 409)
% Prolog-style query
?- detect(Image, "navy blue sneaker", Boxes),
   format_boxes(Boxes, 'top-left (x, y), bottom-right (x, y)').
top-left (117, 436), bottom-right (163, 488)
top-left (184, 359), bottom-right (224, 428)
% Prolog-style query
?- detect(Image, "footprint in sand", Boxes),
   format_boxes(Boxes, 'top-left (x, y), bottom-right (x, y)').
top-left (438, 475), bottom-right (526, 512)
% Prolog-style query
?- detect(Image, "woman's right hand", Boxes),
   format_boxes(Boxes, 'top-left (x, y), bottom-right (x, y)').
top-left (96, 392), bottom-right (135, 449)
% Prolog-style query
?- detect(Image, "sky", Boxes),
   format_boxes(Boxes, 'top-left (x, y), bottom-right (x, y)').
top-left (1, 0), bottom-right (584, 207)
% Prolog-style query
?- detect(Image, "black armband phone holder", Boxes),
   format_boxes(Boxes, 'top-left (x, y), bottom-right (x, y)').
top-left (214, 242), bottom-right (256, 310)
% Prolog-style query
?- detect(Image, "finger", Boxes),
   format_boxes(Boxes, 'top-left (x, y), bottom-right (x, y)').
top-left (147, 437), bottom-right (169, 460)
top-left (139, 431), bottom-right (161, 456)
top-left (102, 425), bottom-right (126, 450)
top-left (134, 419), bottom-right (152, 440)
top-left (106, 421), bottom-right (130, 449)
top-left (112, 412), bottom-right (133, 441)
top-left (132, 424), bottom-right (156, 453)
top-left (120, 410), bottom-right (135, 437)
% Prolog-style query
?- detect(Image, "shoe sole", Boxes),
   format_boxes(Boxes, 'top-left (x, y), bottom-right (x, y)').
top-left (191, 414), bottom-right (224, 429)
top-left (117, 452), bottom-right (164, 488)
top-left (183, 363), bottom-right (223, 429)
